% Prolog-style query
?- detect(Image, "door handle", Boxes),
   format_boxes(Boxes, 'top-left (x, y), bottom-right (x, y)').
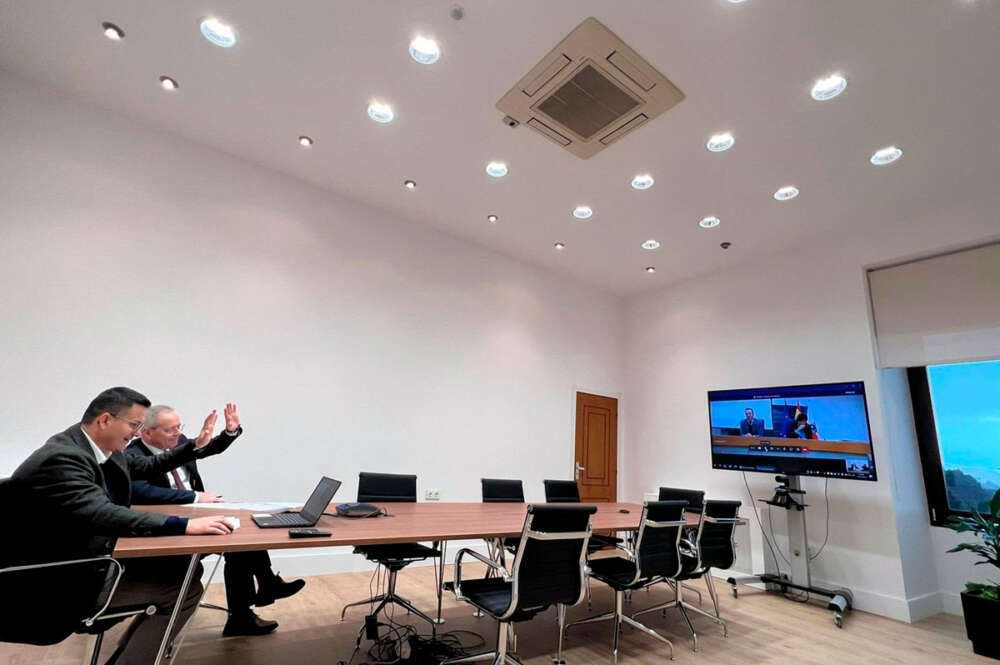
top-left (574, 462), bottom-right (585, 481)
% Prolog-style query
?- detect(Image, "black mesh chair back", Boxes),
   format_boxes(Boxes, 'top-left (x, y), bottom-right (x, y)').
top-left (658, 487), bottom-right (705, 514)
top-left (543, 479), bottom-right (581, 503)
top-left (636, 500), bottom-right (688, 580)
top-left (512, 505), bottom-right (596, 609)
top-left (482, 478), bottom-right (524, 503)
top-left (357, 472), bottom-right (417, 503)
top-left (696, 500), bottom-right (741, 570)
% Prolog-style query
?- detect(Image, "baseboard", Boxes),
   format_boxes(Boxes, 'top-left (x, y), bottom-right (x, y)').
top-left (940, 590), bottom-right (963, 616)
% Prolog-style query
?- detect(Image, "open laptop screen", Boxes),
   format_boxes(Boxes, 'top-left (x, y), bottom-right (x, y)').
top-left (299, 476), bottom-right (342, 522)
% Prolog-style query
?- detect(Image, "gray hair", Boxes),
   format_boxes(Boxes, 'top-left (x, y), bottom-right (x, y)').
top-left (143, 404), bottom-right (177, 429)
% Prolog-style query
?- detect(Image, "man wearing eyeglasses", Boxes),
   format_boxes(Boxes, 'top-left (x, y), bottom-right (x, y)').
top-left (6, 386), bottom-right (238, 665)
top-left (127, 404), bottom-right (305, 636)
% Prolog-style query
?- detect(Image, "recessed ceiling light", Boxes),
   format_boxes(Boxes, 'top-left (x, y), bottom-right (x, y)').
top-left (409, 36), bottom-right (441, 64)
top-left (367, 101), bottom-right (395, 123)
top-left (727, 0), bottom-right (749, 3)
top-left (102, 22), bottom-right (124, 40)
top-left (811, 74), bottom-right (847, 101)
top-left (631, 174), bottom-right (655, 190)
top-left (487, 214), bottom-right (498, 223)
top-left (159, 76), bottom-right (178, 91)
top-left (200, 17), bottom-right (236, 47)
top-left (298, 135), bottom-right (314, 147)
top-left (699, 216), bottom-right (721, 229)
top-left (645, 266), bottom-right (657, 273)
top-left (554, 242), bottom-right (566, 251)
top-left (572, 205), bottom-right (593, 219)
top-left (706, 132), bottom-right (735, 153)
top-left (641, 239), bottom-right (661, 250)
top-left (773, 185), bottom-right (799, 201)
top-left (485, 161), bottom-right (508, 178)
top-left (404, 180), bottom-right (416, 190)
top-left (870, 146), bottom-right (903, 165)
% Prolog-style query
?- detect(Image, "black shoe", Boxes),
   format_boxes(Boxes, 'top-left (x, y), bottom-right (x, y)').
top-left (223, 611), bottom-right (278, 637)
top-left (255, 575), bottom-right (306, 607)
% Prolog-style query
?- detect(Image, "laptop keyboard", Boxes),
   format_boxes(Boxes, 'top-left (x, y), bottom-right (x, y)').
top-left (267, 512), bottom-right (307, 525)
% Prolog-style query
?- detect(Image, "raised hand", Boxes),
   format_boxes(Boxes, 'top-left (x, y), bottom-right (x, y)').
top-left (194, 410), bottom-right (218, 448)
top-left (186, 515), bottom-right (233, 535)
top-left (224, 402), bottom-right (240, 433)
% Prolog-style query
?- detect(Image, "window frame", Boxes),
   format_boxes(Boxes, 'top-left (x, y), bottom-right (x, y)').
top-left (907, 365), bottom-right (997, 526)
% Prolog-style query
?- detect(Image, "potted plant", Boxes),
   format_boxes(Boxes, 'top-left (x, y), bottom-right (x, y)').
top-left (948, 487), bottom-right (1000, 659)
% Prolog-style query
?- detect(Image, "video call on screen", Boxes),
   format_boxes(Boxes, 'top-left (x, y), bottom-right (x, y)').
top-left (707, 381), bottom-right (877, 481)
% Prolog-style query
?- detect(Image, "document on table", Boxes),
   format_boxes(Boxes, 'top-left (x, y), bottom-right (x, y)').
top-left (186, 501), bottom-right (302, 512)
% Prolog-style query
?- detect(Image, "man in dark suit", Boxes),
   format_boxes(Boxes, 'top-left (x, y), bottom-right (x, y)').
top-left (739, 408), bottom-right (765, 436)
top-left (127, 404), bottom-right (305, 636)
top-left (7, 387), bottom-right (237, 665)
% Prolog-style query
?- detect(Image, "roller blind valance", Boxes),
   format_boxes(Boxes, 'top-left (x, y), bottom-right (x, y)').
top-left (868, 242), bottom-right (1000, 368)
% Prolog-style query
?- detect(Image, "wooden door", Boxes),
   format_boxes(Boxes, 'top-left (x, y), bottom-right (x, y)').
top-left (574, 392), bottom-right (618, 503)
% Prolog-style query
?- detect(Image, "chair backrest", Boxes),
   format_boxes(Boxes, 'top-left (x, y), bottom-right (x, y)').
top-left (695, 500), bottom-right (742, 569)
top-left (481, 478), bottom-right (524, 503)
top-left (357, 472), bottom-right (417, 503)
top-left (509, 504), bottom-right (596, 612)
top-left (543, 479), bottom-right (580, 503)
top-left (658, 486), bottom-right (705, 514)
top-left (635, 500), bottom-right (688, 580)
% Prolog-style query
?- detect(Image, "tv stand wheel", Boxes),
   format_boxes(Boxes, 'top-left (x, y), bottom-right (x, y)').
top-left (833, 612), bottom-right (844, 628)
top-left (732, 587), bottom-right (738, 598)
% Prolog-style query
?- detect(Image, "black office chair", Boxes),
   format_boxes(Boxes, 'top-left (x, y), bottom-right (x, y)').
top-left (341, 472), bottom-right (441, 630)
top-left (542, 479), bottom-right (622, 549)
top-left (482, 478), bottom-right (525, 503)
top-left (443, 504), bottom-right (597, 665)
top-left (0, 480), bottom-right (154, 664)
top-left (565, 500), bottom-right (688, 662)
top-left (632, 499), bottom-right (742, 651)
top-left (658, 487), bottom-right (706, 604)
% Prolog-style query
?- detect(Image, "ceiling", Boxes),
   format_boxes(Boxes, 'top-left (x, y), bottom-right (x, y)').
top-left (1, 0), bottom-right (998, 295)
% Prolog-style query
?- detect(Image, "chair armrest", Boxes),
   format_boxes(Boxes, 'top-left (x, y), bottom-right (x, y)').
top-left (453, 548), bottom-right (509, 600)
top-left (703, 516), bottom-right (741, 525)
top-left (0, 556), bottom-right (126, 626)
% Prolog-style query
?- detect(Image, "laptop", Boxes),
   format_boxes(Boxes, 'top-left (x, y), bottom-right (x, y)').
top-left (252, 476), bottom-right (342, 528)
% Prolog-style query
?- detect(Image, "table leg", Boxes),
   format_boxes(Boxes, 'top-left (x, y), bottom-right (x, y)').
top-left (164, 553), bottom-right (223, 660)
top-left (433, 540), bottom-right (447, 624)
top-left (153, 553), bottom-right (199, 665)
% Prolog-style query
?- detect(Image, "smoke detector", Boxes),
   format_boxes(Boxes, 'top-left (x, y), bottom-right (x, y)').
top-left (496, 17), bottom-right (684, 159)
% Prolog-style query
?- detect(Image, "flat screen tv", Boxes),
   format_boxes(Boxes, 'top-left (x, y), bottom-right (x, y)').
top-left (708, 381), bottom-right (877, 481)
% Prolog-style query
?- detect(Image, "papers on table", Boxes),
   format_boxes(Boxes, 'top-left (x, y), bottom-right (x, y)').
top-left (186, 501), bottom-right (302, 512)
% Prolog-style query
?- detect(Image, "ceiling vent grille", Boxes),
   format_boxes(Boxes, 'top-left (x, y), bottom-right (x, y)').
top-left (497, 17), bottom-right (684, 159)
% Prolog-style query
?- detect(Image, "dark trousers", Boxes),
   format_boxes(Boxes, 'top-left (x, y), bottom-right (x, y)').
top-left (105, 556), bottom-right (203, 665)
top-left (223, 550), bottom-right (275, 615)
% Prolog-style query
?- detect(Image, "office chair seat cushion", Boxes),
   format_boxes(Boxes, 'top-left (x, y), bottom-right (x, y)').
top-left (354, 542), bottom-right (441, 567)
top-left (588, 556), bottom-right (648, 590)
top-left (458, 577), bottom-right (548, 621)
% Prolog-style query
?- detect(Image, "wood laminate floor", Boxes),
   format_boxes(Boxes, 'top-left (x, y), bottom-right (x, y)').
top-left (1, 564), bottom-right (989, 665)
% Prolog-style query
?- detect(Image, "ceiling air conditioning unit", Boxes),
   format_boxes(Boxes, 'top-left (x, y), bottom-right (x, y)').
top-left (496, 17), bottom-right (685, 159)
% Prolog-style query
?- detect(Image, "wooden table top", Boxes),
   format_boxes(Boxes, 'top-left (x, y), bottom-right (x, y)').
top-left (115, 501), bottom-right (700, 558)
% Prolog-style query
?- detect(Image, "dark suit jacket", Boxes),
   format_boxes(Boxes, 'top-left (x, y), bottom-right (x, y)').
top-left (739, 417), bottom-right (765, 436)
top-left (125, 429), bottom-right (242, 504)
top-left (5, 423), bottom-right (234, 566)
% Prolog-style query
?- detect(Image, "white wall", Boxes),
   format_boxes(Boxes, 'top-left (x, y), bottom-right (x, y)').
top-left (0, 72), bottom-right (624, 573)
top-left (623, 215), bottom-right (999, 620)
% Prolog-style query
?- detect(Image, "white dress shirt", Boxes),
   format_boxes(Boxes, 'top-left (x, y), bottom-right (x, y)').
top-left (141, 440), bottom-right (199, 502)
top-left (81, 427), bottom-right (108, 464)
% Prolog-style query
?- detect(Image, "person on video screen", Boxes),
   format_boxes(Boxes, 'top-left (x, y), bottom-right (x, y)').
top-left (739, 408), bottom-right (765, 436)
top-left (788, 412), bottom-right (817, 439)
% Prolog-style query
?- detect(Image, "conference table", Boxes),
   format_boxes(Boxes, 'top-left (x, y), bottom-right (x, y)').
top-left (115, 502), bottom-right (711, 665)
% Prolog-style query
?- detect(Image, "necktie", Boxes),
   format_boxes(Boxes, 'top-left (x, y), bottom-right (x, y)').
top-left (170, 468), bottom-right (188, 491)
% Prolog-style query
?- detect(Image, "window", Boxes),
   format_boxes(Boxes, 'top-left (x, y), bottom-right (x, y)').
top-left (908, 359), bottom-right (1000, 525)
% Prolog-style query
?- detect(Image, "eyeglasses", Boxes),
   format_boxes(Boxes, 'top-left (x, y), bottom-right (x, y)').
top-left (113, 415), bottom-right (145, 432)
top-left (155, 424), bottom-right (185, 435)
